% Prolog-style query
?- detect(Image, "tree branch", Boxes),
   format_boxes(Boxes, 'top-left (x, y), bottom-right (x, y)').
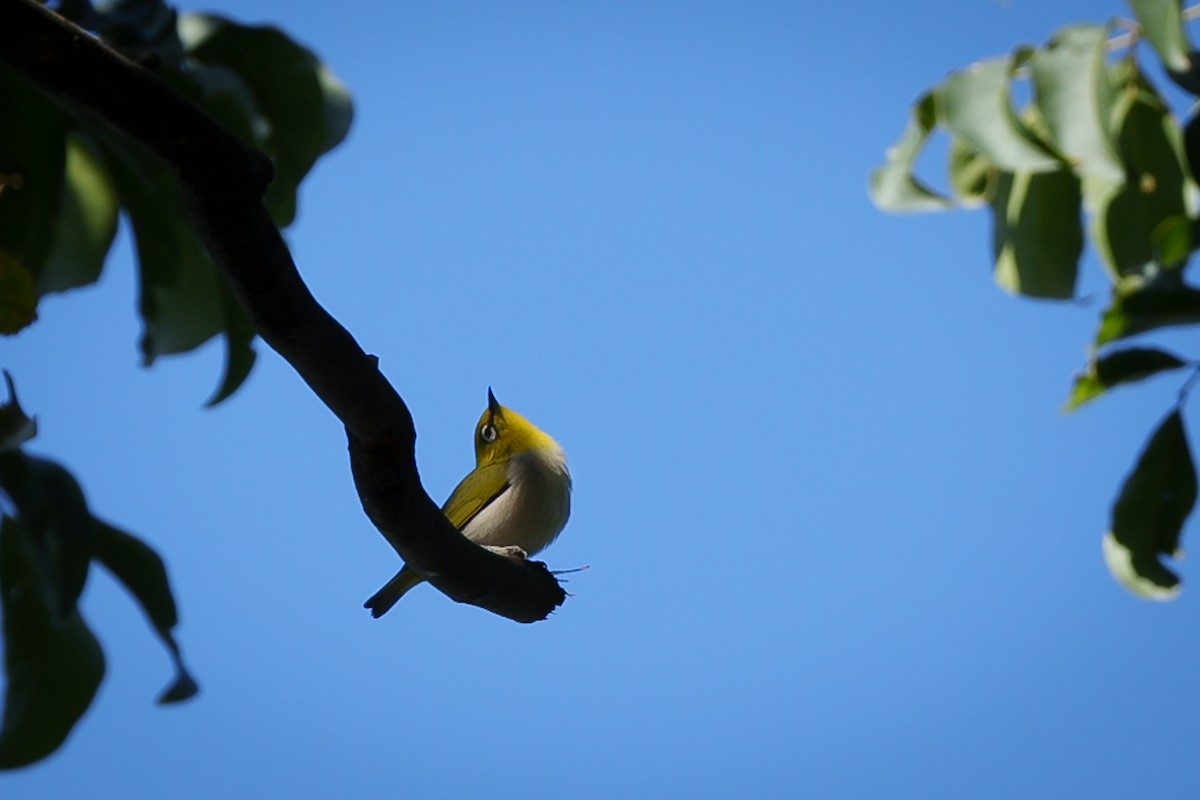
top-left (0, 0), bottom-right (565, 623)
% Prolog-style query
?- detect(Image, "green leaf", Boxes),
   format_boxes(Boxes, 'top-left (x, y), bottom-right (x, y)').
top-left (87, 132), bottom-right (255, 399)
top-left (870, 92), bottom-right (954, 212)
top-left (205, 279), bottom-right (258, 408)
top-left (0, 453), bottom-right (93, 621)
top-left (1029, 24), bottom-right (1125, 183)
top-left (991, 169), bottom-right (1083, 298)
top-left (173, 63), bottom-right (261, 147)
top-left (0, 516), bottom-right (105, 769)
top-left (1104, 409), bottom-right (1196, 599)
top-left (181, 13), bottom-right (354, 227)
top-left (0, 250), bottom-right (37, 335)
top-left (939, 52), bottom-right (1061, 173)
top-left (1127, 0), bottom-right (1200, 94)
top-left (1097, 278), bottom-right (1200, 343)
top-left (99, 141), bottom-right (226, 360)
top-left (1090, 76), bottom-right (1191, 278)
top-left (1065, 346), bottom-right (1188, 411)
top-left (92, 0), bottom-right (183, 64)
top-left (0, 371), bottom-right (37, 452)
top-left (37, 134), bottom-right (120, 295)
top-left (91, 519), bottom-right (198, 704)
top-left (948, 138), bottom-right (995, 203)
top-left (1151, 214), bottom-right (1193, 269)
top-left (0, 67), bottom-right (67, 290)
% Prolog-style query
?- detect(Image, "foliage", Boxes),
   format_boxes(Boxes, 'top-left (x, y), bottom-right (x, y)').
top-left (871, 0), bottom-right (1200, 599)
top-left (0, 0), bottom-right (352, 767)
top-left (0, 0), bottom-right (352, 404)
top-left (0, 373), bottom-right (198, 768)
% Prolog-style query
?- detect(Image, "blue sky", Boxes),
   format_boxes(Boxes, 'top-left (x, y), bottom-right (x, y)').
top-left (7, 1), bottom-right (1200, 797)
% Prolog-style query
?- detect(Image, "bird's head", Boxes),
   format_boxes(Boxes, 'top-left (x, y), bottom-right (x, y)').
top-left (474, 388), bottom-right (560, 466)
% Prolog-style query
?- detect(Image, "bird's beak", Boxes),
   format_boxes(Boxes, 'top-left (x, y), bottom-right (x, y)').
top-left (487, 387), bottom-right (501, 416)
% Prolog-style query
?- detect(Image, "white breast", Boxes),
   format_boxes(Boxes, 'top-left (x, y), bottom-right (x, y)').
top-left (461, 446), bottom-right (572, 556)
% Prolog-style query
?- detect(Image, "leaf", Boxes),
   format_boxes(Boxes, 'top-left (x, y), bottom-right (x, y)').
top-left (1065, 346), bottom-right (1188, 411)
top-left (0, 371), bottom-right (37, 452)
top-left (1185, 110), bottom-right (1200, 183)
top-left (172, 63), bottom-right (261, 147)
top-left (0, 67), bottom-right (67, 291)
top-left (37, 134), bottom-right (120, 295)
top-left (0, 453), bottom-right (93, 621)
top-left (1090, 75), bottom-right (1191, 278)
top-left (91, 0), bottom-right (183, 65)
top-left (84, 127), bottom-right (259, 402)
top-left (205, 279), bottom-right (258, 408)
top-left (939, 53), bottom-right (1061, 173)
top-left (0, 516), bottom-right (105, 769)
top-left (948, 138), bottom-right (995, 203)
top-left (181, 13), bottom-right (355, 227)
top-left (1127, 0), bottom-right (1200, 94)
top-left (1151, 214), bottom-right (1193, 270)
top-left (1104, 410), bottom-right (1196, 599)
top-left (91, 519), bottom-right (198, 704)
top-left (1029, 24), bottom-right (1125, 182)
top-left (869, 92), bottom-right (954, 212)
top-left (991, 169), bottom-right (1083, 298)
top-left (1097, 278), bottom-right (1200, 343)
top-left (101, 141), bottom-right (226, 360)
top-left (0, 250), bottom-right (37, 335)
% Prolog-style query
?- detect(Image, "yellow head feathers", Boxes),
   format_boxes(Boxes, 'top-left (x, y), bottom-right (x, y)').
top-left (474, 388), bottom-right (561, 466)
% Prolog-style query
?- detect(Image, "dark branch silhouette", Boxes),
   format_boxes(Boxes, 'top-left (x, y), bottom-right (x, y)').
top-left (0, 0), bottom-right (566, 623)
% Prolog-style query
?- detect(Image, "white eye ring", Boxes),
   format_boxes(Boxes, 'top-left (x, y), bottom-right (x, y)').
top-left (481, 425), bottom-right (498, 443)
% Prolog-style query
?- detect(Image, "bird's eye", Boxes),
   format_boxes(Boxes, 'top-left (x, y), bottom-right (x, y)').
top-left (481, 424), bottom-right (498, 443)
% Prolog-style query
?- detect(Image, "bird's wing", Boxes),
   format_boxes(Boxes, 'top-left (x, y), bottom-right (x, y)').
top-left (442, 461), bottom-right (510, 530)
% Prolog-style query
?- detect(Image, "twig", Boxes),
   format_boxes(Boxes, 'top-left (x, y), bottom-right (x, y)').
top-left (0, 0), bottom-right (565, 623)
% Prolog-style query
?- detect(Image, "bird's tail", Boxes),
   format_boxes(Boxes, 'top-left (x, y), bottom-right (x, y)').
top-left (364, 567), bottom-right (425, 618)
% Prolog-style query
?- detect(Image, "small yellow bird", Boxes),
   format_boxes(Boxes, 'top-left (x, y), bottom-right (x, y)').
top-left (364, 389), bottom-right (572, 617)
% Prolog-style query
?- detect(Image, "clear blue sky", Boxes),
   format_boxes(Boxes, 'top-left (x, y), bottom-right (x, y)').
top-left (7, 1), bottom-right (1200, 797)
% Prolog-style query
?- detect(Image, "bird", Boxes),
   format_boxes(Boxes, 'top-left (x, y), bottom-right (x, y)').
top-left (364, 388), bottom-right (572, 617)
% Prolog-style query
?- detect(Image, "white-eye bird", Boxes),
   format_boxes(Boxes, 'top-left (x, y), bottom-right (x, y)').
top-left (364, 388), bottom-right (571, 617)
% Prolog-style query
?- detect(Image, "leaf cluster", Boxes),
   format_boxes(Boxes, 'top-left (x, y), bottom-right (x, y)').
top-left (0, 374), bottom-right (197, 769)
top-left (0, 0), bottom-right (354, 768)
top-left (0, 0), bottom-right (352, 404)
top-left (872, 0), bottom-right (1200, 599)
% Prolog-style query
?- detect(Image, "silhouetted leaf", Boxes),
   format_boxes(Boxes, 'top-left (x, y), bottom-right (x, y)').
top-left (0, 372), bottom-right (36, 452)
top-left (37, 134), bottom-right (119, 295)
top-left (0, 517), bottom-right (105, 769)
top-left (1151, 214), bottom-right (1193, 270)
top-left (1065, 346), bottom-right (1188, 411)
top-left (0, 453), bottom-right (93, 620)
top-left (1104, 410), bottom-right (1196, 598)
top-left (0, 251), bottom-right (37, 335)
top-left (182, 13), bottom-right (354, 226)
top-left (205, 279), bottom-right (257, 408)
top-left (91, 520), bottom-right (198, 704)
top-left (0, 67), bottom-right (65, 310)
top-left (96, 137), bottom-right (226, 361)
top-left (1185, 109), bottom-right (1200, 186)
top-left (1097, 278), bottom-right (1200, 343)
top-left (55, 0), bottom-right (184, 64)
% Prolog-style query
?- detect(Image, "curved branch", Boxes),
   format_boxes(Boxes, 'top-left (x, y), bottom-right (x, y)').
top-left (0, 0), bottom-right (565, 623)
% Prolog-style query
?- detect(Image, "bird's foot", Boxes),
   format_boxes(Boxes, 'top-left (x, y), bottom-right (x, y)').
top-left (485, 545), bottom-right (528, 561)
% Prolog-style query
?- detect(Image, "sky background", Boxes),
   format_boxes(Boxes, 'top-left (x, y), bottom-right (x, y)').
top-left (6, 1), bottom-right (1200, 797)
